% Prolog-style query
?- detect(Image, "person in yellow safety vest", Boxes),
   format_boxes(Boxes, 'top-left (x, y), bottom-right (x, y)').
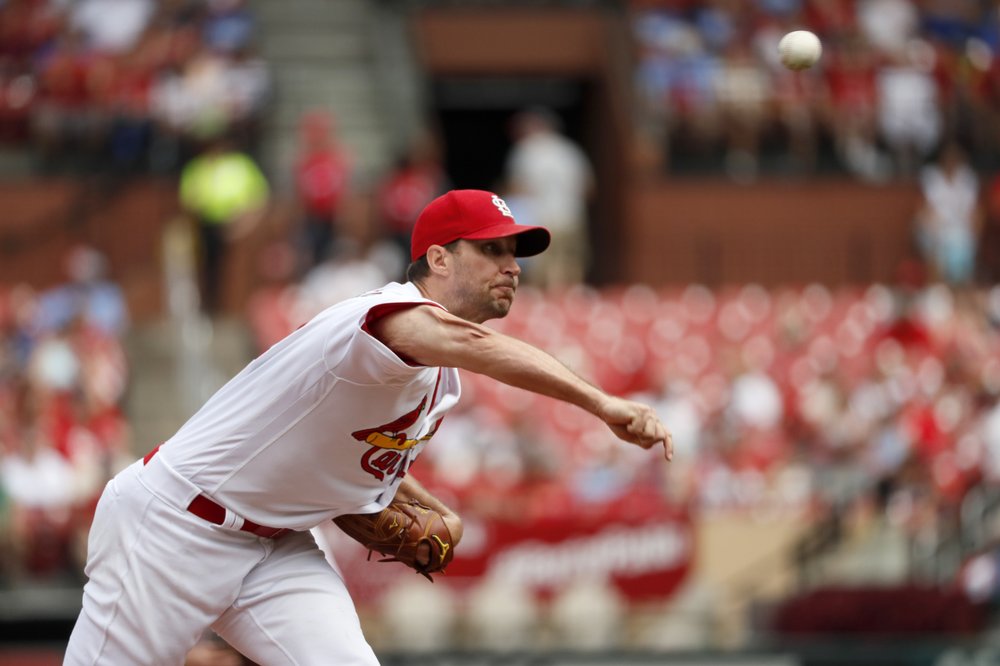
top-left (180, 134), bottom-right (270, 314)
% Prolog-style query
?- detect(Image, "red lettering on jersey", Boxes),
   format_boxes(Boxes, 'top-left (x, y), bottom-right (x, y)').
top-left (361, 447), bottom-right (402, 481)
top-left (352, 385), bottom-right (448, 481)
top-left (392, 453), bottom-right (413, 482)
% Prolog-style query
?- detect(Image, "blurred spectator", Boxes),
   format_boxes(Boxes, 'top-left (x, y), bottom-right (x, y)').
top-left (920, 0), bottom-right (982, 50)
top-left (0, 59), bottom-right (37, 144)
top-left (958, 540), bottom-right (1000, 607)
top-left (378, 577), bottom-right (459, 652)
top-left (771, 53), bottom-right (823, 176)
top-left (30, 29), bottom-right (108, 172)
top-left (221, 43), bottom-right (269, 153)
top-left (27, 326), bottom-right (82, 402)
top-left (375, 129), bottom-right (449, 271)
top-left (503, 107), bottom-right (594, 288)
top-left (35, 245), bottom-right (129, 338)
top-left (69, 0), bottom-right (156, 55)
top-left (571, 434), bottom-right (649, 504)
top-left (821, 32), bottom-right (891, 181)
top-left (103, 37), bottom-right (158, 174)
top-left (149, 60), bottom-right (200, 171)
top-left (633, 10), bottom-right (722, 173)
top-left (179, 133), bottom-right (270, 314)
top-left (465, 578), bottom-right (540, 651)
top-left (876, 40), bottom-right (943, 175)
top-left (202, 0), bottom-right (255, 55)
top-left (729, 363), bottom-right (783, 431)
top-left (714, 39), bottom-right (772, 180)
top-left (549, 578), bottom-right (626, 650)
top-left (856, 0), bottom-right (919, 59)
top-left (175, 48), bottom-right (236, 143)
top-left (0, 0), bottom-right (62, 66)
top-left (0, 286), bottom-right (38, 383)
top-left (1, 432), bottom-right (77, 578)
top-left (914, 141), bottom-right (982, 285)
top-left (292, 109), bottom-right (352, 273)
top-left (638, 579), bottom-right (719, 650)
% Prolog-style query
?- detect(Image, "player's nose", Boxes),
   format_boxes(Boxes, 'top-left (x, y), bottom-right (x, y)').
top-left (502, 254), bottom-right (521, 277)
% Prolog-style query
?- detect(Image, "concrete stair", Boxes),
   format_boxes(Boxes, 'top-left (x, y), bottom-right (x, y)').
top-left (123, 317), bottom-right (256, 451)
top-left (122, 219), bottom-right (256, 453)
top-left (248, 0), bottom-right (424, 189)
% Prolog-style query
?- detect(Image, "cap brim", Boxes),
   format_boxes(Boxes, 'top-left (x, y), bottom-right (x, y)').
top-left (463, 224), bottom-right (551, 257)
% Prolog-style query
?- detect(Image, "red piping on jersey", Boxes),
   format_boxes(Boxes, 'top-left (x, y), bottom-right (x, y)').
top-left (429, 368), bottom-right (442, 409)
top-left (361, 301), bottom-right (445, 366)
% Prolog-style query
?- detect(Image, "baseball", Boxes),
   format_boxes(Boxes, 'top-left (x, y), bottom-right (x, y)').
top-left (778, 30), bottom-right (822, 70)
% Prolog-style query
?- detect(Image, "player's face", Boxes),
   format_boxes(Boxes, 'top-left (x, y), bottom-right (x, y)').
top-left (447, 237), bottom-right (521, 323)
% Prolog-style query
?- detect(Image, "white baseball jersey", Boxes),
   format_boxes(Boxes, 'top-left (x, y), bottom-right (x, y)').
top-left (160, 281), bottom-right (461, 529)
top-left (65, 281), bottom-right (461, 665)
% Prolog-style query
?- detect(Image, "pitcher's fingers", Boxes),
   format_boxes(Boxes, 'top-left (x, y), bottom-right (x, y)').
top-left (633, 412), bottom-right (655, 434)
top-left (627, 423), bottom-right (649, 444)
top-left (641, 417), bottom-right (664, 443)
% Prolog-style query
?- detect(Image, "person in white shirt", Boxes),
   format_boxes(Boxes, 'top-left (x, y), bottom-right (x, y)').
top-left (504, 108), bottom-right (594, 288)
top-left (915, 141), bottom-right (982, 284)
top-left (69, 0), bottom-right (156, 54)
top-left (64, 189), bottom-right (672, 665)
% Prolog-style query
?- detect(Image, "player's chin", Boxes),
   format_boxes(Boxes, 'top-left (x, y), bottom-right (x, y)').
top-left (489, 297), bottom-right (513, 318)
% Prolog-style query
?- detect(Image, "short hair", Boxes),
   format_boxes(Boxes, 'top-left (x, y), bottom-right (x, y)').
top-left (406, 239), bottom-right (460, 283)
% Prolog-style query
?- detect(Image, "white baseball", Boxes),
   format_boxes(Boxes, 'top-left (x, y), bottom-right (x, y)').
top-left (778, 30), bottom-right (822, 70)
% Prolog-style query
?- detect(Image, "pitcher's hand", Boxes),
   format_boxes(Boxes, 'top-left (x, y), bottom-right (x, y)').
top-left (598, 396), bottom-right (673, 461)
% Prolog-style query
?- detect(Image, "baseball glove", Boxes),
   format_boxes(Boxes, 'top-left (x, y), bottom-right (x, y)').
top-left (333, 499), bottom-right (455, 581)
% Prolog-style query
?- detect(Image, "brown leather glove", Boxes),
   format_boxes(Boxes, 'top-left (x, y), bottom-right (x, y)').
top-left (333, 499), bottom-right (455, 581)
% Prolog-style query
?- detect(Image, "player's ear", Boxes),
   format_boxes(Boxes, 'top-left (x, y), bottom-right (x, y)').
top-left (425, 245), bottom-right (451, 276)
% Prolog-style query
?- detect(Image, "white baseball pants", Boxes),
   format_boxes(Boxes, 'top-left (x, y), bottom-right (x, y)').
top-left (64, 457), bottom-right (379, 665)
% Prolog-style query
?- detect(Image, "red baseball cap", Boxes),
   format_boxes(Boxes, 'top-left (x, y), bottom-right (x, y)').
top-left (410, 190), bottom-right (550, 261)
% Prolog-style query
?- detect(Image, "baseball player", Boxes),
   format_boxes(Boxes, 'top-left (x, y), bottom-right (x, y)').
top-left (64, 189), bottom-right (673, 665)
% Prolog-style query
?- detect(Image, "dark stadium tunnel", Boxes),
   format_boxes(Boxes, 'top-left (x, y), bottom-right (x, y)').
top-left (430, 75), bottom-right (591, 191)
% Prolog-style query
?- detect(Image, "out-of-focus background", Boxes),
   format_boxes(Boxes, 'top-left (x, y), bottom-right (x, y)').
top-left (2, 0), bottom-right (1000, 664)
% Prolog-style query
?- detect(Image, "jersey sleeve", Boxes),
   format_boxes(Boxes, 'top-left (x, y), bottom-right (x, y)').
top-left (321, 291), bottom-right (442, 385)
top-left (361, 301), bottom-right (429, 366)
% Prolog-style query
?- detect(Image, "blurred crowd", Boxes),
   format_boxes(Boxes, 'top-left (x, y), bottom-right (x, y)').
top-left (0, 245), bottom-right (130, 584)
top-left (0, 0), bottom-right (269, 174)
top-left (631, 0), bottom-right (1000, 182)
